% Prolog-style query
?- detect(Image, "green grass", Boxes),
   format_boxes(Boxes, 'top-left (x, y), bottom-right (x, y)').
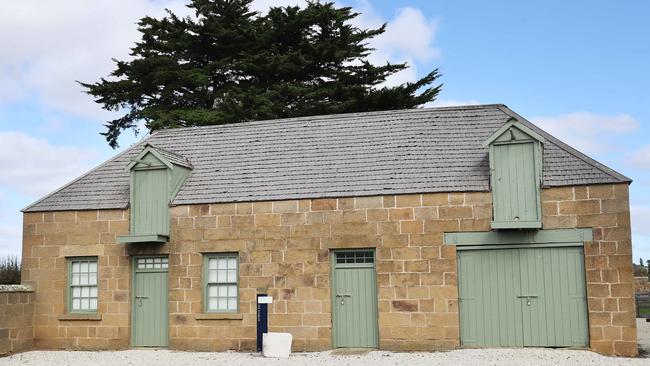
top-left (640, 307), bottom-right (650, 316)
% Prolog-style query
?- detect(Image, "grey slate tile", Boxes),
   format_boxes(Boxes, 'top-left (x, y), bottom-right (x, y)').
top-left (23, 104), bottom-right (630, 212)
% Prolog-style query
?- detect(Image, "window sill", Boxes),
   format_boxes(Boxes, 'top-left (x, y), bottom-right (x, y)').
top-left (58, 314), bottom-right (102, 321)
top-left (195, 313), bottom-right (243, 320)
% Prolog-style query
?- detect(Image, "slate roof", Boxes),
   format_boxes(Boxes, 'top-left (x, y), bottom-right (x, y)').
top-left (23, 104), bottom-right (630, 212)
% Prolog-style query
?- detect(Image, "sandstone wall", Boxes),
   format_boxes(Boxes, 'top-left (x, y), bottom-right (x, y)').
top-left (0, 285), bottom-right (34, 355)
top-left (21, 183), bottom-right (636, 356)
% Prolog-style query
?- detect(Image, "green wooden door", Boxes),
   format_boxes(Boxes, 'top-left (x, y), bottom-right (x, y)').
top-left (457, 246), bottom-right (588, 348)
top-left (132, 257), bottom-right (169, 347)
top-left (519, 247), bottom-right (589, 347)
top-left (331, 250), bottom-right (378, 348)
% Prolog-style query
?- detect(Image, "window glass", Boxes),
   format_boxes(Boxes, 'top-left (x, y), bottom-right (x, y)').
top-left (205, 254), bottom-right (238, 312)
top-left (69, 258), bottom-right (98, 313)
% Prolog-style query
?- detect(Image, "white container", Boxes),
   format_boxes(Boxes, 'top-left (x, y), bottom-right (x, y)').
top-left (262, 332), bottom-right (293, 358)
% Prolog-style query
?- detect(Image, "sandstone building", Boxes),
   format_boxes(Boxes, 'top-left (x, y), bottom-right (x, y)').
top-left (21, 105), bottom-right (638, 356)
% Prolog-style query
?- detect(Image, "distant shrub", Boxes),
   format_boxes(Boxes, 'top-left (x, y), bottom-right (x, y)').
top-left (0, 256), bottom-right (21, 284)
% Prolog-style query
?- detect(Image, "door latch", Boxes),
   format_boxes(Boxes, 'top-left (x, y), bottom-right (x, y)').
top-left (516, 295), bottom-right (538, 306)
top-left (135, 295), bottom-right (149, 307)
top-left (336, 294), bottom-right (351, 305)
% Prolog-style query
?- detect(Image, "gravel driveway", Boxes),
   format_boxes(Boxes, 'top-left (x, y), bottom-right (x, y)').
top-left (1, 320), bottom-right (648, 366)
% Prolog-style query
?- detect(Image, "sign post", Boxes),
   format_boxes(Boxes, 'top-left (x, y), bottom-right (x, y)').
top-left (256, 294), bottom-right (272, 352)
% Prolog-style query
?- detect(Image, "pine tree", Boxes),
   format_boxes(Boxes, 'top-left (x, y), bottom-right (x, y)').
top-left (81, 0), bottom-right (442, 148)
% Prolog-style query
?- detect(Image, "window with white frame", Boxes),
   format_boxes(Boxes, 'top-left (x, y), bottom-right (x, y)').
top-left (204, 253), bottom-right (238, 312)
top-left (68, 257), bottom-right (98, 313)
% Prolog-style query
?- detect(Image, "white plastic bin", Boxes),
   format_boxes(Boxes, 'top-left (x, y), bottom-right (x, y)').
top-left (262, 332), bottom-right (293, 358)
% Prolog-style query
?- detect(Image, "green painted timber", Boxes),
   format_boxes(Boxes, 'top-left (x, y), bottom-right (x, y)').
top-left (131, 166), bottom-right (169, 236)
top-left (491, 141), bottom-right (541, 228)
top-left (116, 234), bottom-right (169, 244)
top-left (132, 256), bottom-right (169, 347)
top-left (457, 246), bottom-right (588, 348)
top-left (484, 120), bottom-right (543, 230)
top-left (120, 146), bottom-right (192, 243)
top-left (331, 250), bottom-right (379, 348)
top-left (444, 228), bottom-right (593, 247)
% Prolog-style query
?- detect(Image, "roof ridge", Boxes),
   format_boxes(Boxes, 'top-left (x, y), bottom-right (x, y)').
top-left (153, 104), bottom-right (505, 135)
top-left (21, 133), bottom-right (156, 212)
top-left (496, 105), bottom-right (631, 183)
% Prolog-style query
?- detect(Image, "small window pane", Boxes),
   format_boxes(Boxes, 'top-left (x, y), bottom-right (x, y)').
top-left (89, 262), bottom-right (97, 272)
top-left (227, 269), bottom-right (237, 282)
top-left (216, 270), bottom-right (227, 282)
top-left (227, 258), bottom-right (237, 269)
top-left (89, 299), bottom-right (97, 310)
top-left (72, 262), bottom-right (80, 272)
top-left (217, 258), bottom-right (227, 269)
top-left (228, 285), bottom-right (237, 296)
top-left (81, 298), bottom-right (89, 310)
top-left (209, 259), bottom-right (218, 270)
top-left (89, 273), bottom-right (97, 285)
top-left (72, 299), bottom-right (81, 309)
top-left (217, 285), bottom-right (227, 297)
top-left (208, 270), bottom-right (218, 283)
top-left (73, 287), bottom-right (81, 297)
top-left (208, 285), bottom-right (218, 297)
top-left (72, 274), bottom-right (80, 285)
top-left (90, 287), bottom-right (97, 297)
top-left (217, 298), bottom-right (227, 310)
top-left (227, 298), bottom-right (237, 310)
top-left (208, 298), bottom-right (218, 310)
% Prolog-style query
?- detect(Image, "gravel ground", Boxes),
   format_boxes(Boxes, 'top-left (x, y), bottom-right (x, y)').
top-left (2, 348), bottom-right (648, 366)
top-left (1, 320), bottom-right (648, 366)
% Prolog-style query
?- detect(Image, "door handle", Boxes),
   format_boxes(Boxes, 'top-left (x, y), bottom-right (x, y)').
top-left (336, 294), bottom-right (351, 305)
top-left (517, 295), bottom-right (538, 306)
top-left (135, 296), bottom-right (149, 307)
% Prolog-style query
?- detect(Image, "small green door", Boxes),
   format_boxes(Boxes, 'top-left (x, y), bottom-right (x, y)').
top-left (132, 256), bottom-right (169, 347)
top-left (331, 250), bottom-right (378, 348)
top-left (457, 246), bottom-right (588, 348)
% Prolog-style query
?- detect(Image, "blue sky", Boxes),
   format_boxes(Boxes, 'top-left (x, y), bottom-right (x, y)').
top-left (0, 0), bottom-right (649, 261)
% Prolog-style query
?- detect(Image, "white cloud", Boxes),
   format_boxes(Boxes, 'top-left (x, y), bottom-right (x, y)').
top-left (0, 131), bottom-right (99, 196)
top-left (0, 0), bottom-right (439, 120)
top-left (0, 0), bottom-right (190, 120)
top-left (532, 112), bottom-right (639, 155)
top-left (348, 1), bottom-right (439, 87)
top-left (630, 145), bottom-right (650, 170)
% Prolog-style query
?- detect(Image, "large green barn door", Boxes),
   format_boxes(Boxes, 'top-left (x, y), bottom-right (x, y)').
top-left (331, 250), bottom-right (378, 348)
top-left (519, 247), bottom-right (589, 347)
top-left (457, 246), bottom-right (588, 348)
top-left (457, 248), bottom-right (524, 346)
top-left (132, 257), bottom-right (169, 347)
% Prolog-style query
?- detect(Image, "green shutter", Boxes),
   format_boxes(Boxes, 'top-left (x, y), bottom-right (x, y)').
top-left (484, 120), bottom-right (544, 229)
top-left (457, 246), bottom-right (588, 347)
top-left (132, 166), bottom-right (169, 236)
top-left (119, 145), bottom-right (191, 243)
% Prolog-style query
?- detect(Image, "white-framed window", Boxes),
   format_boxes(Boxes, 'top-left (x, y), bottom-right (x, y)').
top-left (204, 253), bottom-right (238, 312)
top-left (68, 257), bottom-right (98, 313)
